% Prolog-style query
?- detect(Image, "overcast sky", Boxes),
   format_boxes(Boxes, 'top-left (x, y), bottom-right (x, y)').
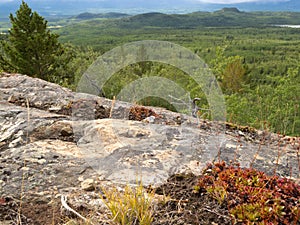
top-left (0, 0), bottom-right (291, 3)
top-left (192, 0), bottom-right (289, 3)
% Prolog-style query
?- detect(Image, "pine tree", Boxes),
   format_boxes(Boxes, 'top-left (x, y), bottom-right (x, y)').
top-left (0, 1), bottom-right (62, 81)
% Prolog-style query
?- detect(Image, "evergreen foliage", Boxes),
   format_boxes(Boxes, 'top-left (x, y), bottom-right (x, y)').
top-left (53, 44), bottom-right (99, 88)
top-left (0, 1), bottom-right (62, 81)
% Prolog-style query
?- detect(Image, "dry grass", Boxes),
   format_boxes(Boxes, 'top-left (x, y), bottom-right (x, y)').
top-left (100, 182), bottom-right (154, 225)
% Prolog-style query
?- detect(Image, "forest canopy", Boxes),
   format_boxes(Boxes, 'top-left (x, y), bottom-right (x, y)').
top-left (0, 3), bottom-right (299, 135)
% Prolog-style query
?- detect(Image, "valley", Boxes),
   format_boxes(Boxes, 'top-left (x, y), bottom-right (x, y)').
top-left (1, 8), bottom-right (299, 135)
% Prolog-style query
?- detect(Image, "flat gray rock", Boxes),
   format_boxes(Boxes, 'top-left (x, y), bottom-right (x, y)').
top-left (0, 72), bottom-right (299, 223)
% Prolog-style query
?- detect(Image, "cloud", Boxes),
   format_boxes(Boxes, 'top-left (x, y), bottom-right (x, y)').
top-left (192, 0), bottom-right (289, 4)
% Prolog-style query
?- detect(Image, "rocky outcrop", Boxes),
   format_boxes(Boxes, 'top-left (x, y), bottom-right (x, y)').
top-left (0, 73), bottom-right (299, 224)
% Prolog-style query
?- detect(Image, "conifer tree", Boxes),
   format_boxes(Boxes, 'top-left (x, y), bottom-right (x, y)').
top-left (0, 1), bottom-right (62, 81)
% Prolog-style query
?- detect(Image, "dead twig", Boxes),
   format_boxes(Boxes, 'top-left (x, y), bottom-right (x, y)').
top-left (61, 195), bottom-right (95, 225)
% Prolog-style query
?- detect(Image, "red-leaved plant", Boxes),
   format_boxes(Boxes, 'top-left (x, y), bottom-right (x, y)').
top-left (195, 161), bottom-right (300, 224)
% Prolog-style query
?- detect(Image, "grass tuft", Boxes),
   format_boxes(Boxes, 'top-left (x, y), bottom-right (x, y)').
top-left (101, 182), bottom-right (154, 225)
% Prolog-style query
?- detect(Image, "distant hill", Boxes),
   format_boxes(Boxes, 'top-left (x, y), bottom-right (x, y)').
top-left (74, 12), bottom-right (129, 20)
top-left (61, 8), bottom-right (300, 31)
top-left (115, 9), bottom-right (300, 29)
top-left (216, 7), bottom-right (241, 13)
top-left (123, 12), bottom-right (182, 28)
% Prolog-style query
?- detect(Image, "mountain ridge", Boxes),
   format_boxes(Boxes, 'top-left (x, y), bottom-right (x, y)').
top-left (73, 12), bottom-right (130, 20)
top-left (0, 0), bottom-right (300, 19)
top-left (101, 9), bottom-right (300, 29)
